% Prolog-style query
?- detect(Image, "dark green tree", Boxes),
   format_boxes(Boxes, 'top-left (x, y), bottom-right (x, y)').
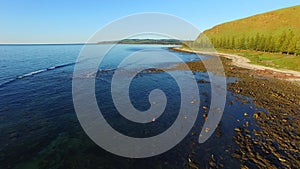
top-left (238, 35), bottom-right (246, 49)
top-left (278, 31), bottom-right (287, 53)
top-left (254, 33), bottom-right (261, 51)
top-left (231, 37), bottom-right (236, 49)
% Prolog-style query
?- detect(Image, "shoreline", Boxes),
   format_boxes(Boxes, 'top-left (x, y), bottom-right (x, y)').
top-left (170, 47), bottom-right (300, 168)
top-left (170, 47), bottom-right (300, 82)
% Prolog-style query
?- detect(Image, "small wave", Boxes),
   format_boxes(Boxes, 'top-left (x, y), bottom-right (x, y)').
top-left (0, 79), bottom-right (16, 87)
top-left (79, 68), bottom-right (117, 78)
top-left (99, 68), bottom-right (116, 73)
top-left (47, 66), bottom-right (56, 70)
top-left (53, 63), bottom-right (75, 69)
top-left (17, 69), bottom-right (47, 79)
top-left (17, 62), bottom-right (75, 80)
top-left (0, 62), bottom-right (75, 88)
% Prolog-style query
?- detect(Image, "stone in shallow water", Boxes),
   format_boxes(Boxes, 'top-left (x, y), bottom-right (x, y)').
top-left (234, 128), bottom-right (241, 132)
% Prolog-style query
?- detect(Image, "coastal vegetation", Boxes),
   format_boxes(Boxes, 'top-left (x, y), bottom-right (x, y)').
top-left (183, 5), bottom-right (300, 71)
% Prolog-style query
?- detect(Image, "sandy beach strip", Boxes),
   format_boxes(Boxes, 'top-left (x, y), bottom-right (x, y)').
top-left (171, 47), bottom-right (300, 82)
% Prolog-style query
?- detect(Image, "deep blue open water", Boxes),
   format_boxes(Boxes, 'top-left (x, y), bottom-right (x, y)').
top-left (0, 44), bottom-right (266, 169)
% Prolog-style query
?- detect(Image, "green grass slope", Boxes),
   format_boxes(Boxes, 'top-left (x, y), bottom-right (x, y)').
top-left (186, 5), bottom-right (300, 71)
top-left (203, 5), bottom-right (300, 39)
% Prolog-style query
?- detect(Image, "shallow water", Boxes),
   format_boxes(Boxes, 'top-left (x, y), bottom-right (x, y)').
top-left (0, 44), bottom-right (267, 169)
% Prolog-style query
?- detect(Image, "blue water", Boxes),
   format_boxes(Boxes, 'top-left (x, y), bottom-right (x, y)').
top-left (0, 44), bottom-right (266, 169)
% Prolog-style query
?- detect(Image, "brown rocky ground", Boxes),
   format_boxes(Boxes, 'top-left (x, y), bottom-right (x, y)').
top-left (170, 53), bottom-right (300, 168)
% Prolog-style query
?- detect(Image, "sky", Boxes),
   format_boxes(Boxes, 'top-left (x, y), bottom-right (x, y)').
top-left (0, 0), bottom-right (299, 43)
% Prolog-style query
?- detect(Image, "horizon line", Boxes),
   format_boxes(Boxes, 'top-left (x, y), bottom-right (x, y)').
top-left (0, 38), bottom-right (188, 45)
top-left (0, 42), bottom-right (96, 45)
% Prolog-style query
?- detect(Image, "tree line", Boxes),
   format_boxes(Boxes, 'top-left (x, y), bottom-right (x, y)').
top-left (211, 31), bottom-right (300, 55)
top-left (185, 31), bottom-right (300, 55)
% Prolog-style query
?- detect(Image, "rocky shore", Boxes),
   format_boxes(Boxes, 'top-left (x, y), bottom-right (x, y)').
top-left (170, 48), bottom-right (300, 168)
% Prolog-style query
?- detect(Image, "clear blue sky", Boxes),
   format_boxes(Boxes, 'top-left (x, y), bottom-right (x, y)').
top-left (1, 0), bottom-right (299, 43)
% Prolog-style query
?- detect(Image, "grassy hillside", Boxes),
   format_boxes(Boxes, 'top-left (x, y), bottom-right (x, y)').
top-left (194, 5), bottom-right (300, 55)
top-left (204, 5), bottom-right (300, 38)
top-left (182, 5), bottom-right (300, 71)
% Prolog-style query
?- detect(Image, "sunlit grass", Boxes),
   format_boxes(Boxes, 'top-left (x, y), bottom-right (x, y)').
top-left (217, 49), bottom-right (300, 71)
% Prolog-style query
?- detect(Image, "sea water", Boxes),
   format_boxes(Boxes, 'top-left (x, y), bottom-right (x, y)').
top-left (0, 44), bottom-right (265, 169)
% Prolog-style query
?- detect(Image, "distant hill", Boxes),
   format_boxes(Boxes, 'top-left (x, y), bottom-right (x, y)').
top-left (98, 39), bottom-right (182, 45)
top-left (193, 5), bottom-right (300, 55)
